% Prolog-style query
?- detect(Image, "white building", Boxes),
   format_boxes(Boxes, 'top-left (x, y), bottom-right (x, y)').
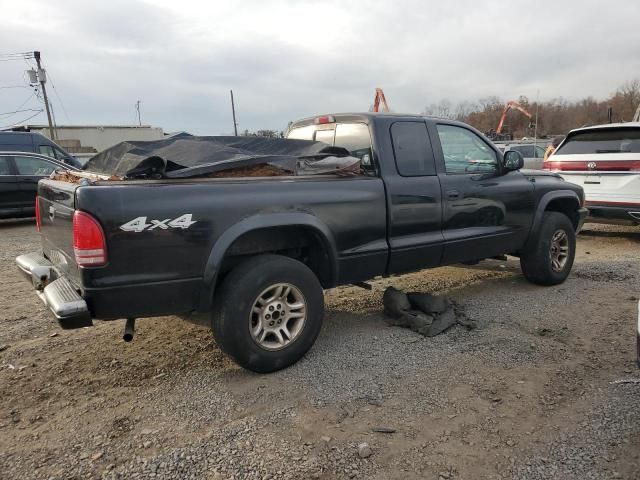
top-left (19, 124), bottom-right (166, 156)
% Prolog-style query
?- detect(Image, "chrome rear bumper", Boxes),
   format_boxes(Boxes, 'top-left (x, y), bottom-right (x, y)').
top-left (16, 252), bottom-right (92, 329)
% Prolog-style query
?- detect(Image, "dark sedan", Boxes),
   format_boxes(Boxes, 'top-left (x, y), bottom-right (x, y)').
top-left (0, 152), bottom-right (76, 219)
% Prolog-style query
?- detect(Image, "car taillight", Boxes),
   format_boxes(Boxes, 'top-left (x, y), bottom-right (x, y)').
top-left (544, 159), bottom-right (640, 172)
top-left (73, 211), bottom-right (107, 267)
top-left (35, 196), bottom-right (42, 232)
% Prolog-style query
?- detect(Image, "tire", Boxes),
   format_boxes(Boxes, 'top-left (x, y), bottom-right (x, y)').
top-left (520, 211), bottom-right (576, 286)
top-left (211, 254), bottom-right (324, 373)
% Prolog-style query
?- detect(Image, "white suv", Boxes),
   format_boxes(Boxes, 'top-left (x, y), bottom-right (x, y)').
top-left (545, 123), bottom-right (640, 225)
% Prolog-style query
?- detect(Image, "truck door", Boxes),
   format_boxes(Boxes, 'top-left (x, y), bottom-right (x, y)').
top-left (386, 121), bottom-right (444, 273)
top-left (431, 122), bottom-right (534, 264)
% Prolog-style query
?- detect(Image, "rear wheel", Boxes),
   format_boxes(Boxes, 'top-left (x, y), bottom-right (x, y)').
top-left (211, 254), bottom-right (324, 373)
top-left (520, 211), bottom-right (576, 285)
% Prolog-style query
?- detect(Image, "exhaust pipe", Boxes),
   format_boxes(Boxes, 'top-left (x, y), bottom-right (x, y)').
top-left (123, 318), bottom-right (136, 342)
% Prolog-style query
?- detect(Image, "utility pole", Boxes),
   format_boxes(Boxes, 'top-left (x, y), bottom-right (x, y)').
top-left (230, 89), bottom-right (238, 136)
top-left (33, 51), bottom-right (56, 140)
top-left (135, 100), bottom-right (142, 126)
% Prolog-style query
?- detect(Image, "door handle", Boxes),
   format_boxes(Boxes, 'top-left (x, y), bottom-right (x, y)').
top-left (445, 189), bottom-right (461, 200)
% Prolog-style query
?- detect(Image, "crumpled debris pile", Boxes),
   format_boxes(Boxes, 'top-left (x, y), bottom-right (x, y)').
top-left (382, 287), bottom-right (476, 337)
top-left (51, 170), bottom-right (122, 184)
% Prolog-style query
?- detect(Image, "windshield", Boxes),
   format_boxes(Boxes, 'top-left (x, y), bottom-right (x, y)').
top-left (555, 128), bottom-right (640, 154)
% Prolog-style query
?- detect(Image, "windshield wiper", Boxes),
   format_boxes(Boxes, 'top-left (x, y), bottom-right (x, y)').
top-left (595, 149), bottom-right (627, 153)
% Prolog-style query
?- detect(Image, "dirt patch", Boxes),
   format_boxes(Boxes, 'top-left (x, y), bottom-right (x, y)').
top-left (207, 163), bottom-right (289, 177)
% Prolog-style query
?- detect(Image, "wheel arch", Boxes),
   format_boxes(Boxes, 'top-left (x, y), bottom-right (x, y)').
top-left (532, 190), bottom-right (582, 233)
top-left (200, 213), bottom-right (338, 311)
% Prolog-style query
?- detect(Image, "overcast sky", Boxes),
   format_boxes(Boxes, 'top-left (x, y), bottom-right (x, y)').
top-left (1, 0), bottom-right (639, 135)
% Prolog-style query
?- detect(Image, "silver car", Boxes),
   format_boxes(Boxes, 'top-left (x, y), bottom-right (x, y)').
top-left (496, 142), bottom-right (548, 169)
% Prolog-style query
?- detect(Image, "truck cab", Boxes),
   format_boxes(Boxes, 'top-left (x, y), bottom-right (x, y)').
top-left (287, 113), bottom-right (569, 270)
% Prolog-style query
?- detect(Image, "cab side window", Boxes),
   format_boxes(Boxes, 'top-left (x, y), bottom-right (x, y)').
top-left (38, 145), bottom-right (55, 158)
top-left (14, 156), bottom-right (57, 176)
top-left (437, 124), bottom-right (498, 174)
top-left (53, 147), bottom-right (68, 161)
top-left (391, 122), bottom-right (435, 176)
top-left (0, 157), bottom-right (12, 175)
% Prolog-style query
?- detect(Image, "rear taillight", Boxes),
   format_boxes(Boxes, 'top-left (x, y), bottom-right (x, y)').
top-left (35, 196), bottom-right (41, 232)
top-left (543, 159), bottom-right (640, 172)
top-left (73, 211), bottom-right (107, 267)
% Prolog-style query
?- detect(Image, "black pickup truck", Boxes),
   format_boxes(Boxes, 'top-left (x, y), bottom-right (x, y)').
top-left (16, 113), bottom-right (587, 372)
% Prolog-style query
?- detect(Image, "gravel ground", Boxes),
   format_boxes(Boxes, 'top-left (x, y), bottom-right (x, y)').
top-left (0, 219), bottom-right (639, 479)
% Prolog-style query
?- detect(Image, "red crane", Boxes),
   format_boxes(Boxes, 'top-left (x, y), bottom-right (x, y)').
top-left (496, 100), bottom-right (534, 135)
top-left (372, 88), bottom-right (390, 112)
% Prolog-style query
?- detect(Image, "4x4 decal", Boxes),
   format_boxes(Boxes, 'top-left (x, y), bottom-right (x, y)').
top-left (120, 214), bottom-right (196, 232)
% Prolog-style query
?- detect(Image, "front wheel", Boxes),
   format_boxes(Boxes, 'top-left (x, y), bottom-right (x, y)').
top-left (520, 211), bottom-right (576, 286)
top-left (211, 254), bottom-right (324, 373)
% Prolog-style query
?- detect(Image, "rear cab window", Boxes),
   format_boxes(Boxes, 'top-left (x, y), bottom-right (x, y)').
top-left (287, 121), bottom-right (375, 173)
top-left (555, 128), bottom-right (640, 155)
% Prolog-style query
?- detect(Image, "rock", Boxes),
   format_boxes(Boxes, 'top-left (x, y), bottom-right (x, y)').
top-left (425, 308), bottom-right (457, 337)
top-left (357, 443), bottom-right (372, 458)
top-left (321, 436), bottom-right (331, 442)
top-left (372, 427), bottom-right (396, 433)
top-left (49, 332), bottom-right (59, 337)
top-left (143, 441), bottom-right (152, 449)
top-left (402, 310), bottom-right (434, 331)
top-left (91, 451), bottom-right (104, 461)
top-left (0, 344), bottom-right (8, 352)
top-left (407, 292), bottom-right (449, 314)
top-left (382, 287), bottom-right (411, 319)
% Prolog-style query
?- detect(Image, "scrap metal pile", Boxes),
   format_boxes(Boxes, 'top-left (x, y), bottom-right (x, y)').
top-left (382, 287), bottom-right (476, 336)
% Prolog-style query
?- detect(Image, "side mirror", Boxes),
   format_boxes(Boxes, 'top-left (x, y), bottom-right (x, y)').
top-left (503, 150), bottom-right (524, 171)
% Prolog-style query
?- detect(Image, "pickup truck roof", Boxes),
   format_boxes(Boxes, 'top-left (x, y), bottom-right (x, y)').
top-left (288, 112), bottom-right (464, 128)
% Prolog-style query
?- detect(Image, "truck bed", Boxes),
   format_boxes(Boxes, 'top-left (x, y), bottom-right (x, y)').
top-left (37, 174), bottom-right (388, 320)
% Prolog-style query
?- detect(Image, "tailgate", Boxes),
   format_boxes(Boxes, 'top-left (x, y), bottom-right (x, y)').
top-left (37, 179), bottom-right (81, 286)
top-left (559, 172), bottom-right (640, 205)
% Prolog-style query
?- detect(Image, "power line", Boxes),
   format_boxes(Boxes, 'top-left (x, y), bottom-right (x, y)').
top-left (0, 109), bottom-right (44, 128)
top-left (0, 52), bottom-right (35, 59)
top-left (1, 92), bottom-right (37, 116)
top-left (0, 108), bottom-right (43, 117)
top-left (0, 51), bottom-right (33, 55)
top-left (0, 85), bottom-right (29, 89)
top-left (47, 70), bottom-right (71, 123)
